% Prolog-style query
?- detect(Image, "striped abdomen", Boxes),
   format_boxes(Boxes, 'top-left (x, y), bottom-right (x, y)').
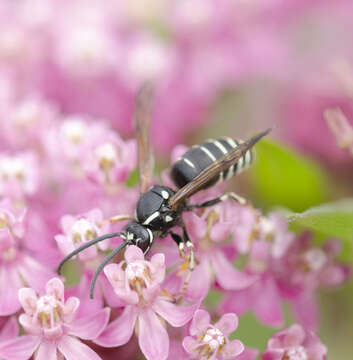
top-left (170, 137), bottom-right (254, 189)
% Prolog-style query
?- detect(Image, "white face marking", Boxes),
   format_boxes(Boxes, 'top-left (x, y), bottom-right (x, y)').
top-left (126, 232), bottom-right (134, 241)
top-left (161, 190), bottom-right (169, 199)
top-left (165, 215), bottom-right (173, 222)
top-left (200, 146), bottom-right (216, 161)
top-left (182, 158), bottom-right (196, 169)
top-left (143, 211), bottom-right (160, 225)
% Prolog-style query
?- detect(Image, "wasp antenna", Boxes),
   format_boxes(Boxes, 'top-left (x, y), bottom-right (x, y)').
top-left (89, 241), bottom-right (130, 299)
top-left (57, 232), bottom-right (123, 274)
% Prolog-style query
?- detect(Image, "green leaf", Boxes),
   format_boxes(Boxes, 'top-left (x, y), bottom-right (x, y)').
top-left (288, 199), bottom-right (353, 262)
top-left (249, 138), bottom-right (332, 212)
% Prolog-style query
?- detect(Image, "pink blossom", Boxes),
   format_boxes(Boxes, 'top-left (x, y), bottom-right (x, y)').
top-left (233, 207), bottom-right (294, 258)
top-left (0, 152), bottom-right (39, 201)
top-left (182, 309), bottom-right (244, 360)
top-left (11, 277), bottom-right (110, 360)
top-left (55, 208), bottom-right (111, 262)
top-left (0, 199), bottom-right (55, 316)
top-left (163, 202), bottom-right (256, 302)
top-left (262, 324), bottom-right (327, 360)
top-left (220, 241), bottom-right (285, 328)
top-left (44, 116), bottom-right (137, 187)
top-left (96, 246), bottom-right (198, 360)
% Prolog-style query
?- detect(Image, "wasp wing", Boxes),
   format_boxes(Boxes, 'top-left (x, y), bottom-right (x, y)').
top-left (135, 83), bottom-right (155, 193)
top-left (168, 128), bottom-right (272, 210)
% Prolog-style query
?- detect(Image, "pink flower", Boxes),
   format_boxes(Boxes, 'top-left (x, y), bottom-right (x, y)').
top-left (233, 208), bottom-right (294, 258)
top-left (0, 152), bottom-right (39, 201)
top-left (276, 233), bottom-right (351, 330)
top-left (262, 324), bottom-right (327, 360)
top-left (182, 309), bottom-right (244, 360)
top-left (220, 241), bottom-right (284, 328)
top-left (163, 201), bottom-right (256, 302)
top-left (55, 208), bottom-right (111, 262)
top-left (96, 246), bottom-right (198, 360)
top-left (0, 199), bottom-right (55, 316)
top-left (13, 277), bottom-right (110, 360)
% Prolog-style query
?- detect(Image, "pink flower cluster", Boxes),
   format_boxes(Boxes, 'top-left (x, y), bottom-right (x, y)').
top-left (0, 110), bottom-right (349, 358)
top-left (0, 1), bottom-right (352, 359)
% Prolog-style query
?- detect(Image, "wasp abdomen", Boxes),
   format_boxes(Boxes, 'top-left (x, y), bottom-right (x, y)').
top-left (170, 137), bottom-right (254, 189)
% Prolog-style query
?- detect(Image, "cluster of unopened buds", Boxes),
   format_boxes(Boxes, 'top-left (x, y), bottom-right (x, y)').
top-left (0, 101), bottom-right (350, 360)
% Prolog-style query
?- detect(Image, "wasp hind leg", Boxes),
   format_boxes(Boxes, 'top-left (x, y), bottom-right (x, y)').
top-left (170, 226), bottom-right (195, 303)
top-left (187, 191), bottom-right (248, 210)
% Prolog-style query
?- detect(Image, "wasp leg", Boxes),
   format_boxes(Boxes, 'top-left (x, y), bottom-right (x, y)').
top-left (170, 227), bottom-right (195, 303)
top-left (98, 214), bottom-right (134, 227)
top-left (187, 191), bottom-right (248, 210)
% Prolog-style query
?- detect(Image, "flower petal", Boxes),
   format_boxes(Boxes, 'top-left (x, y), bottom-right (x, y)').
top-left (36, 340), bottom-right (58, 360)
top-left (182, 336), bottom-right (200, 357)
top-left (153, 298), bottom-right (198, 327)
top-left (215, 313), bottom-right (238, 336)
top-left (0, 265), bottom-right (22, 316)
top-left (18, 288), bottom-right (38, 316)
top-left (45, 278), bottom-right (64, 301)
top-left (0, 317), bottom-right (19, 341)
top-left (138, 309), bottom-right (169, 360)
top-left (236, 348), bottom-right (259, 360)
top-left (189, 309), bottom-right (210, 337)
top-left (58, 335), bottom-right (102, 360)
top-left (186, 257), bottom-right (211, 301)
top-left (253, 275), bottom-right (283, 328)
top-left (95, 305), bottom-right (137, 347)
top-left (17, 256), bottom-right (54, 294)
top-left (222, 339), bottom-right (244, 358)
top-left (211, 250), bottom-right (256, 290)
top-left (125, 245), bottom-right (144, 263)
top-left (0, 335), bottom-right (39, 360)
top-left (69, 308), bottom-right (110, 340)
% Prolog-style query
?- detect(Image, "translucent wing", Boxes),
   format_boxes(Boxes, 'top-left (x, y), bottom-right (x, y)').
top-left (135, 83), bottom-right (155, 193)
top-left (168, 128), bottom-right (272, 210)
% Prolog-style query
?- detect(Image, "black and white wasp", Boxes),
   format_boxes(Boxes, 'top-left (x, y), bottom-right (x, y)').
top-left (58, 84), bottom-right (271, 299)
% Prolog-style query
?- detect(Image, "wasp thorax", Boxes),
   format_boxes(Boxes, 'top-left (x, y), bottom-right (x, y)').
top-left (71, 218), bottom-right (98, 243)
top-left (283, 346), bottom-right (308, 360)
top-left (198, 327), bottom-right (226, 357)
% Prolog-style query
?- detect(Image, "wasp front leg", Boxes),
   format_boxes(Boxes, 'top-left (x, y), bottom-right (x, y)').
top-left (170, 226), bottom-right (195, 302)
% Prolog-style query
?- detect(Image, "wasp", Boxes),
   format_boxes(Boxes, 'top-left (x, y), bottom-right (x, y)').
top-left (58, 84), bottom-right (271, 300)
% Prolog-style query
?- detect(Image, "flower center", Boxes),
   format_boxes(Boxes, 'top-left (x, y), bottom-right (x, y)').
top-left (71, 218), bottom-right (98, 243)
top-left (302, 248), bottom-right (327, 272)
top-left (197, 327), bottom-right (225, 357)
top-left (95, 143), bottom-right (117, 169)
top-left (283, 346), bottom-right (308, 360)
top-left (0, 157), bottom-right (25, 181)
top-left (126, 261), bottom-right (152, 294)
top-left (61, 120), bottom-right (87, 144)
top-left (36, 295), bottom-right (63, 328)
top-left (1, 246), bottom-right (17, 261)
